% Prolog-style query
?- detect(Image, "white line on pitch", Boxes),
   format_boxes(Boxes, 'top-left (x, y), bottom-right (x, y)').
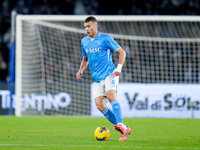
top-left (0, 144), bottom-right (199, 149)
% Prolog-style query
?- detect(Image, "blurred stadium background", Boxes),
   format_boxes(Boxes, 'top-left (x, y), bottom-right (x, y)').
top-left (0, 0), bottom-right (200, 116)
top-left (1, 0), bottom-right (200, 83)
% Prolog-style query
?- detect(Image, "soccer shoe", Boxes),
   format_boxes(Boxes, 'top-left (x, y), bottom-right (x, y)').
top-left (119, 127), bottom-right (131, 141)
top-left (114, 124), bottom-right (125, 134)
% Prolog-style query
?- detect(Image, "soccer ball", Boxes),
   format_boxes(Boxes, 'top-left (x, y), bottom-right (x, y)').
top-left (94, 126), bottom-right (110, 141)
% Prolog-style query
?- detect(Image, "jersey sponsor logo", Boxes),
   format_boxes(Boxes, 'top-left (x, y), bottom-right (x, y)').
top-left (86, 47), bottom-right (102, 53)
top-left (85, 49), bottom-right (89, 53)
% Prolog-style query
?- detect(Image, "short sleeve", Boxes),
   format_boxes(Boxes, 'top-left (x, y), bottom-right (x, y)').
top-left (106, 35), bottom-right (121, 51)
top-left (81, 39), bottom-right (87, 57)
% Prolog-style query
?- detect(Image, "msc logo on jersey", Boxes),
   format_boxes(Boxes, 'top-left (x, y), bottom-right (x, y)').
top-left (85, 47), bottom-right (102, 53)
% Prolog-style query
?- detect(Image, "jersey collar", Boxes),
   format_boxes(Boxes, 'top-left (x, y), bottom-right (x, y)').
top-left (96, 32), bottom-right (101, 38)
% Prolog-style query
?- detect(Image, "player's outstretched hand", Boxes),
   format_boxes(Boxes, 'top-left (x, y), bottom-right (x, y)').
top-left (76, 71), bottom-right (83, 79)
top-left (112, 71), bottom-right (120, 77)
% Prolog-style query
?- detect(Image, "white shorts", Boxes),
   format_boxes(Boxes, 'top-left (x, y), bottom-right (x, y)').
top-left (93, 74), bottom-right (119, 99)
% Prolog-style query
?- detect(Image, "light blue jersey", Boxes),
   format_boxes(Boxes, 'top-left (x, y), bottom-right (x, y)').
top-left (81, 32), bottom-right (120, 82)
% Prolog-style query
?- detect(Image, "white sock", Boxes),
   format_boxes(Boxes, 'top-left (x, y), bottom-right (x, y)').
top-left (118, 123), bottom-right (128, 130)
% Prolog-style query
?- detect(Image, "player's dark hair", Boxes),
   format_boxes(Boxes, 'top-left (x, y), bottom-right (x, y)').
top-left (84, 16), bottom-right (97, 23)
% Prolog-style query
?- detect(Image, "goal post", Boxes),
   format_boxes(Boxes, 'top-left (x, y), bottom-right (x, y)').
top-left (14, 15), bottom-right (200, 117)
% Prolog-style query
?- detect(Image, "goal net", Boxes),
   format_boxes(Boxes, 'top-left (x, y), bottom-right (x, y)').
top-left (15, 15), bottom-right (200, 116)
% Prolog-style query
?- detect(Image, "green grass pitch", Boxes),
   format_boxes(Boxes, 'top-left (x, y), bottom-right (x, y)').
top-left (0, 116), bottom-right (199, 150)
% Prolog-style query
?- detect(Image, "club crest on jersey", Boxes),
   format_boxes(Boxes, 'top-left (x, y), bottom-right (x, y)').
top-left (97, 42), bottom-right (101, 45)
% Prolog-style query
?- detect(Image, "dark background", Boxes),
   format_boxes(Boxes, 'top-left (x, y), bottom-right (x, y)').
top-left (0, 0), bottom-right (200, 115)
top-left (0, 0), bottom-right (200, 84)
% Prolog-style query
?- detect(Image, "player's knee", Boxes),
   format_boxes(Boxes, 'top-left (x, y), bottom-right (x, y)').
top-left (106, 90), bottom-right (116, 102)
top-left (106, 94), bottom-right (116, 102)
top-left (95, 97), bottom-right (106, 111)
top-left (96, 103), bottom-right (105, 111)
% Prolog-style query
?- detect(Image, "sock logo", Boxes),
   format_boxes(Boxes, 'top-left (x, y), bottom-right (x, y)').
top-left (114, 106), bottom-right (118, 108)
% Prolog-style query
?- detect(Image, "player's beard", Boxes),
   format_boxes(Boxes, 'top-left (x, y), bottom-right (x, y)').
top-left (88, 31), bottom-right (94, 38)
top-left (89, 29), bottom-right (97, 38)
top-left (87, 32), bottom-right (91, 37)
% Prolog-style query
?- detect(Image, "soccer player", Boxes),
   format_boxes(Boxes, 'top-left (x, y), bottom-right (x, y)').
top-left (76, 16), bottom-right (131, 141)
